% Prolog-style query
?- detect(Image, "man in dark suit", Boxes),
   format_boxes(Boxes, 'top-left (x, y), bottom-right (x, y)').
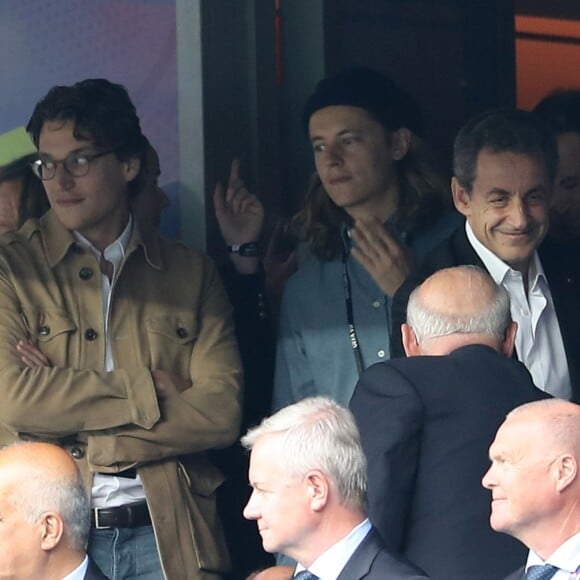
top-left (351, 266), bottom-right (550, 579)
top-left (483, 399), bottom-right (580, 579)
top-left (0, 442), bottom-right (108, 579)
top-left (391, 108), bottom-right (580, 402)
top-left (242, 397), bottom-right (429, 579)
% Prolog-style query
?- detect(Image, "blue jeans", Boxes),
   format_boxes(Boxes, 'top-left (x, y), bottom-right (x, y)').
top-left (89, 525), bottom-right (164, 580)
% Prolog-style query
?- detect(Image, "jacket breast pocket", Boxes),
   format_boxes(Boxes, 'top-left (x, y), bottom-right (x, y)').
top-left (145, 312), bottom-right (199, 374)
top-left (21, 308), bottom-right (77, 365)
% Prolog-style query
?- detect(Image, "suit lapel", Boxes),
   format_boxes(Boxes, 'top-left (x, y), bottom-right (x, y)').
top-left (336, 529), bottom-right (380, 580)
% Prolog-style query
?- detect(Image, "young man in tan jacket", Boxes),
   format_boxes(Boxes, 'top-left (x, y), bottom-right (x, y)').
top-left (0, 78), bottom-right (242, 579)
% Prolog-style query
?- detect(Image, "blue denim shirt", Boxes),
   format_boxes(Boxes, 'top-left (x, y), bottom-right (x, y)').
top-left (273, 211), bottom-right (462, 409)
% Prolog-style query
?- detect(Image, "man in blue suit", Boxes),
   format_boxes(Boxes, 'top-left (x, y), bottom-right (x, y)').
top-left (351, 266), bottom-right (549, 579)
top-left (0, 442), bottom-right (108, 579)
top-left (242, 396), bottom-right (429, 579)
top-left (483, 399), bottom-right (580, 580)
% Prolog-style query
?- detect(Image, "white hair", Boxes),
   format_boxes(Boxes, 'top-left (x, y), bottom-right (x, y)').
top-left (407, 265), bottom-right (511, 344)
top-left (242, 397), bottom-right (367, 508)
top-left (5, 443), bottom-right (90, 552)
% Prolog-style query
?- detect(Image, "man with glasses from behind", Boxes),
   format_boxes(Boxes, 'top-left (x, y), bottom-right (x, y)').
top-left (0, 79), bottom-right (242, 580)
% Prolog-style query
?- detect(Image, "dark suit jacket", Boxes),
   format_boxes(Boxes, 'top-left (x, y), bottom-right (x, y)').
top-left (85, 558), bottom-right (109, 580)
top-left (350, 345), bottom-right (550, 580)
top-left (390, 225), bottom-right (580, 402)
top-left (335, 529), bottom-right (429, 579)
top-left (503, 566), bottom-right (525, 580)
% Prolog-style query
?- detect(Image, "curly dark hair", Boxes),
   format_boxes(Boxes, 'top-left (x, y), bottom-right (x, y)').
top-left (26, 78), bottom-right (147, 198)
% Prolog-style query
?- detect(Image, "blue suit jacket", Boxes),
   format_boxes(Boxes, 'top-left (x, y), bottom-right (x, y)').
top-left (503, 567), bottom-right (525, 580)
top-left (351, 345), bottom-right (550, 579)
top-left (336, 529), bottom-right (429, 579)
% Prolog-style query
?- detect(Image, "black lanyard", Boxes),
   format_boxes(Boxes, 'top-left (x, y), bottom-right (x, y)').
top-left (341, 247), bottom-right (365, 377)
top-left (340, 245), bottom-right (391, 378)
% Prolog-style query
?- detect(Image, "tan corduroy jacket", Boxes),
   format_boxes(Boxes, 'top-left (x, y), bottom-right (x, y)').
top-left (0, 211), bottom-right (243, 579)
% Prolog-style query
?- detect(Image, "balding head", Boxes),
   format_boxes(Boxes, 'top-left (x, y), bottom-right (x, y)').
top-left (402, 266), bottom-right (516, 356)
top-left (482, 400), bottom-right (580, 558)
top-left (0, 441), bottom-right (80, 480)
top-left (0, 442), bottom-right (90, 579)
top-left (507, 399), bottom-right (580, 456)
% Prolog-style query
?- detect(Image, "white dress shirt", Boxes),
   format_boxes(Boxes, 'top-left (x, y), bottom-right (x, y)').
top-left (525, 532), bottom-right (580, 579)
top-left (62, 555), bottom-right (89, 580)
top-left (294, 518), bottom-right (372, 580)
top-left (466, 222), bottom-right (572, 400)
top-left (74, 216), bottom-right (147, 507)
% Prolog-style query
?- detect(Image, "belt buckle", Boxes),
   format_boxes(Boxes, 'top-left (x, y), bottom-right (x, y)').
top-left (93, 508), bottom-right (110, 530)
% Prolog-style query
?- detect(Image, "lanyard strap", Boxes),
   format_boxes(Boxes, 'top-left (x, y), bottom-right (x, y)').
top-left (341, 248), bottom-right (365, 377)
top-left (342, 248), bottom-right (365, 377)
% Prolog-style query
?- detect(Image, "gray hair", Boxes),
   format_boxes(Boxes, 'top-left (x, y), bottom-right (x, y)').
top-left (241, 397), bottom-right (367, 509)
top-left (407, 265), bottom-right (511, 344)
top-left (453, 107), bottom-right (558, 192)
top-left (6, 443), bottom-right (90, 552)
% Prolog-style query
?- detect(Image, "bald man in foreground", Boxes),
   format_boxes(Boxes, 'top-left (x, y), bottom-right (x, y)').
top-left (351, 265), bottom-right (549, 580)
top-left (483, 399), bottom-right (580, 579)
top-left (0, 442), bottom-right (108, 579)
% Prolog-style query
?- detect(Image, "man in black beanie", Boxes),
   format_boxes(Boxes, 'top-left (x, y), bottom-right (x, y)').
top-left (272, 67), bottom-right (459, 415)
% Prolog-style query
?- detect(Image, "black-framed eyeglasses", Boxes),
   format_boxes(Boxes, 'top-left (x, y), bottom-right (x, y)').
top-left (30, 147), bottom-right (119, 181)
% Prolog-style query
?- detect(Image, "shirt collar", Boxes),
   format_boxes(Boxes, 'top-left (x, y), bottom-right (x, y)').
top-left (62, 555), bottom-right (89, 580)
top-left (295, 518), bottom-right (372, 579)
top-left (73, 214), bottom-right (133, 268)
top-left (526, 532), bottom-right (580, 575)
top-left (31, 209), bottom-right (164, 271)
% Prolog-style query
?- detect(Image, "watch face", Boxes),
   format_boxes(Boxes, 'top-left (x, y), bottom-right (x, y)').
top-left (239, 242), bottom-right (259, 257)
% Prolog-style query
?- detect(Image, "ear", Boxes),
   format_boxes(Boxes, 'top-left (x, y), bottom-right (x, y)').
top-left (124, 157), bottom-right (141, 182)
top-left (451, 176), bottom-right (472, 217)
top-left (39, 512), bottom-right (65, 551)
top-left (391, 128), bottom-right (412, 161)
top-left (553, 454), bottom-right (578, 493)
top-left (304, 470), bottom-right (329, 512)
top-left (402, 323), bottom-right (421, 357)
top-left (501, 321), bottom-right (517, 358)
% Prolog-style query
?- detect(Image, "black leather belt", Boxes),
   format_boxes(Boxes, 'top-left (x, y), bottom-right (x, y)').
top-left (91, 502), bottom-right (151, 530)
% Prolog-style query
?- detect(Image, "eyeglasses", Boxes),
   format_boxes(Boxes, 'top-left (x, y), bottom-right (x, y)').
top-left (30, 147), bottom-right (119, 181)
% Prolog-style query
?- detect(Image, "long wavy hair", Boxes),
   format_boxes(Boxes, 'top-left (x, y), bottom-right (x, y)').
top-left (292, 133), bottom-right (451, 261)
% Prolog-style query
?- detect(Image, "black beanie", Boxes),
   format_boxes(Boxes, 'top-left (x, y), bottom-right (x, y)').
top-left (302, 67), bottom-right (424, 137)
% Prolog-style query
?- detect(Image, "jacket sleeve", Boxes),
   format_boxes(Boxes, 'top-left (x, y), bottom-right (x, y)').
top-left (219, 264), bottom-right (274, 428)
top-left (271, 281), bottom-right (314, 411)
top-left (86, 262), bottom-right (243, 470)
top-left (0, 274), bottom-right (160, 436)
top-left (350, 363), bottom-right (423, 552)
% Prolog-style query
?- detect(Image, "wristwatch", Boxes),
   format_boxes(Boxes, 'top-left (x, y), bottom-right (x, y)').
top-left (227, 242), bottom-right (260, 257)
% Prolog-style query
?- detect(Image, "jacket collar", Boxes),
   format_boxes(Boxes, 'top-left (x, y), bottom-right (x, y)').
top-left (27, 210), bottom-right (164, 271)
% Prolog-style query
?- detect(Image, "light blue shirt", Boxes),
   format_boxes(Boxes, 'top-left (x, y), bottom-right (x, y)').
top-left (273, 212), bottom-right (461, 409)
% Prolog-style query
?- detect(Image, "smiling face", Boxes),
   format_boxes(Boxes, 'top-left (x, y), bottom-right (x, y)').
top-left (482, 417), bottom-right (558, 542)
top-left (243, 434), bottom-right (314, 560)
top-left (38, 120), bottom-right (138, 250)
top-left (452, 150), bottom-right (551, 273)
top-left (309, 105), bottom-right (405, 222)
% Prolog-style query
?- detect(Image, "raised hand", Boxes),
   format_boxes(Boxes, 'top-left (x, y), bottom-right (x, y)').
top-left (350, 217), bottom-right (412, 297)
top-left (214, 158), bottom-right (264, 246)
